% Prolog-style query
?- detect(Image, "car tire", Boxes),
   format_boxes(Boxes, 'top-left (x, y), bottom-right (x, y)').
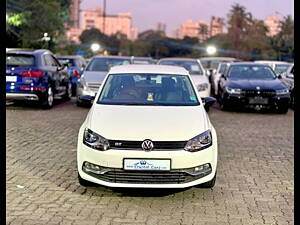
top-left (78, 172), bottom-right (94, 187)
top-left (63, 81), bottom-right (72, 101)
top-left (219, 98), bottom-right (228, 111)
top-left (197, 173), bottom-right (216, 188)
top-left (42, 86), bottom-right (54, 109)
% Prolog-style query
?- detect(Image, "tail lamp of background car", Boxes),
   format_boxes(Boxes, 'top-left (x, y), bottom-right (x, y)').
top-left (83, 128), bottom-right (110, 150)
top-left (184, 130), bottom-right (212, 152)
top-left (21, 70), bottom-right (43, 78)
top-left (73, 70), bottom-right (80, 78)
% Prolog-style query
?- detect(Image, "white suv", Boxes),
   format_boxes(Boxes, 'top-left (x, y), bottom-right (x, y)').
top-left (77, 65), bottom-right (218, 188)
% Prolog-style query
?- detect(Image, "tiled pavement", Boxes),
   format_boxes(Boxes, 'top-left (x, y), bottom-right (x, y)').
top-left (6, 99), bottom-right (294, 225)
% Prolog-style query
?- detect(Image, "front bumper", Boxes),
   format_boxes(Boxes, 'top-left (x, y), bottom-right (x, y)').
top-left (77, 128), bottom-right (218, 188)
top-left (224, 93), bottom-right (290, 109)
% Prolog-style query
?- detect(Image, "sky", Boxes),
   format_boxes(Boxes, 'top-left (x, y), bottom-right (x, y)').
top-left (80, 0), bottom-right (294, 36)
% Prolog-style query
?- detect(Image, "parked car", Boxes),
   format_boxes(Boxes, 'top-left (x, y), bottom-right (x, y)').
top-left (77, 64), bottom-right (218, 188)
top-left (199, 57), bottom-right (240, 77)
top-left (211, 62), bottom-right (231, 96)
top-left (280, 64), bottom-right (294, 109)
top-left (76, 55), bottom-right (132, 106)
top-left (131, 56), bottom-right (156, 64)
top-left (254, 60), bottom-right (292, 75)
top-left (157, 58), bottom-right (211, 98)
top-left (217, 62), bottom-right (290, 113)
top-left (57, 55), bottom-right (87, 96)
top-left (6, 49), bottom-right (72, 108)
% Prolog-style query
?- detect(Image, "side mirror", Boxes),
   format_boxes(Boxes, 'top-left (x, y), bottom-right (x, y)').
top-left (221, 73), bottom-right (226, 79)
top-left (202, 97), bottom-right (216, 112)
top-left (79, 95), bottom-right (95, 103)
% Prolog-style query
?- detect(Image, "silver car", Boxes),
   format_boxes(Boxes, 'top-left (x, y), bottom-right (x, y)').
top-left (76, 56), bottom-right (132, 106)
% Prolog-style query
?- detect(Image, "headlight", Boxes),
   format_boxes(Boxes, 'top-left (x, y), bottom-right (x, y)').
top-left (83, 128), bottom-right (110, 151)
top-left (276, 89), bottom-right (289, 95)
top-left (197, 83), bottom-right (209, 91)
top-left (184, 130), bottom-right (212, 152)
top-left (226, 87), bottom-right (242, 94)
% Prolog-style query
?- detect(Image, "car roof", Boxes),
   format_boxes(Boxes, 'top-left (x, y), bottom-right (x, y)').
top-left (158, 57), bottom-right (198, 62)
top-left (228, 62), bottom-right (273, 67)
top-left (108, 64), bottom-right (189, 75)
top-left (56, 55), bottom-right (83, 59)
top-left (254, 60), bottom-right (290, 64)
top-left (93, 55), bottom-right (132, 59)
top-left (6, 49), bottom-right (52, 54)
top-left (199, 57), bottom-right (238, 61)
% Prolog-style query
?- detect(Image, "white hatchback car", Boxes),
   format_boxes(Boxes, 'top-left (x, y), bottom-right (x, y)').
top-left (77, 65), bottom-right (218, 188)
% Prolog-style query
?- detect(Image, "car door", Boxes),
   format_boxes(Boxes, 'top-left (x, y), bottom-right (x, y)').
top-left (51, 55), bottom-right (69, 95)
top-left (43, 54), bottom-right (61, 95)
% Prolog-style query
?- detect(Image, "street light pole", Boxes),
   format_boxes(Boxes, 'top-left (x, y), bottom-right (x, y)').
top-left (102, 0), bottom-right (106, 34)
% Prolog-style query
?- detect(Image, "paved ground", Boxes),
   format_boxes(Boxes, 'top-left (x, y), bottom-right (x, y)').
top-left (6, 98), bottom-right (294, 225)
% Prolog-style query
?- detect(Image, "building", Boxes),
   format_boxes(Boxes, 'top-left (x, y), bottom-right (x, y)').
top-left (177, 19), bottom-right (210, 42)
top-left (210, 16), bottom-right (224, 37)
top-left (157, 23), bottom-right (167, 34)
top-left (69, 0), bottom-right (80, 28)
top-left (65, 27), bottom-right (82, 43)
top-left (264, 15), bottom-right (282, 37)
top-left (81, 8), bottom-right (138, 40)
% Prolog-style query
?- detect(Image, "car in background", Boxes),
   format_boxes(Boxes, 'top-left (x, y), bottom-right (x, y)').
top-left (6, 49), bottom-right (72, 109)
top-left (57, 55), bottom-right (87, 96)
top-left (199, 57), bottom-right (240, 77)
top-left (280, 64), bottom-right (294, 109)
top-left (217, 62), bottom-right (290, 113)
top-left (157, 58), bottom-right (211, 98)
top-left (77, 64), bottom-right (218, 188)
top-left (254, 60), bottom-right (292, 75)
top-left (211, 62), bottom-right (231, 96)
top-left (76, 55), bottom-right (132, 106)
top-left (131, 56), bottom-right (156, 64)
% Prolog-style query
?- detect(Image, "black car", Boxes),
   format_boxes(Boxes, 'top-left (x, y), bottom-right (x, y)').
top-left (217, 62), bottom-right (290, 113)
top-left (6, 49), bottom-right (72, 109)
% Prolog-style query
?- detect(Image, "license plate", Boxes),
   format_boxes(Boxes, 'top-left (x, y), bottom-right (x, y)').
top-left (123, 159), bottom-right (171, 171)
top-left (6, 76), bottom-right (17, 82)
top-left (249, 97), bottom-right (268, 104)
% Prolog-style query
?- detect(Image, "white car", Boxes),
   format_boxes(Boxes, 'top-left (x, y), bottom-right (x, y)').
top-left (254, 60), bottom-right (292, 75)
top-left (211, 63), bottom-right (231, 96)
top-left (77, 64), bottom-right (218, 189)
top-left (157, 58), bottom-right (211, 98)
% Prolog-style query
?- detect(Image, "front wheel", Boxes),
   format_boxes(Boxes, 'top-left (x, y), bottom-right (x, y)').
top-left (42, 87), bottom-right (54, 109)
top-left (276, 106), bottom-right (289, 114)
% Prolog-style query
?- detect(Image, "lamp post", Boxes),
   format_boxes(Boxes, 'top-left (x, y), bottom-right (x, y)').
top-left (206, 46), bottom-right (217, 55)
top-left (91, 43), bottom-right (101, 55)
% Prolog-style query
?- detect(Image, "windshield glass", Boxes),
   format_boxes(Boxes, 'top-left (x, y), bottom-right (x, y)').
top-left (86, 58), bottom-right (131, 72)
top-left (159, 60), bottom-right (203, 75)
top-left (6, 54), bottom-right (35, 66)
top-left (228, 65), bottom-right (277, 80)
top-left (97, 73), bottom-right (200, 106)
top-left (219, 64), bottom-right (228, 74)
top-left (200, 60), bottom-right (220, 70)
top-left (58, 58), bottom-right (76, 67)
top-left (274, 64), bottom-right (291, 74)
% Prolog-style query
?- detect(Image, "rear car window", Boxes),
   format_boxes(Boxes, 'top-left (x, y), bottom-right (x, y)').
top-left (6, 54), bottom-right (35, 66)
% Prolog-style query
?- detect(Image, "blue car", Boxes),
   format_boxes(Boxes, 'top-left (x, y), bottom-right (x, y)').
top-left (6, 49), bottom-right (72, 109)
top-left (57, 55), bottom-right (87, 96)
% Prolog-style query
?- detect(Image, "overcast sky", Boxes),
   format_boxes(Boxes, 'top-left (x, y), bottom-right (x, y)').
top-left (80, 0), bottom-right (294, 35)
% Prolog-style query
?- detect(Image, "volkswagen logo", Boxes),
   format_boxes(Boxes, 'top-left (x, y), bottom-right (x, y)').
top-left (141, 139), bottom-right (154, 151)
top-left (256, 86), bottom-right (260, 90)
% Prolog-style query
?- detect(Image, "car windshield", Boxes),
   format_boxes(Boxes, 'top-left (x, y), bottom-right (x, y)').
top-left (228, 65), bottom-right (277, 80)
top-left (97, 73), bottom-right (200, 106)
top-left (58, 58), bottom-right (76, 67)
top-left (159, 60), bottom-right (203, 75)
top-left (6, 54), bottom-right (35, 66)
top-left (219, 64), bottom-right (228, 74)
top-left (200, 60), bottom-right (220, 70)
top-left (274, 64), bottom-right (290, 74)
top-left (86, 58), bottom-right (131, 72)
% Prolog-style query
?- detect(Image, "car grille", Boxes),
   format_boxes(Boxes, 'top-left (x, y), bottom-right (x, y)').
top-left (86, 168), bottom-right (211, 184)
top-left (108, 140), bottom-right (187, 150)
top-left (244, 90), bottom-right (276, 97)
top-left (87, 82), bottom-right (101, 91)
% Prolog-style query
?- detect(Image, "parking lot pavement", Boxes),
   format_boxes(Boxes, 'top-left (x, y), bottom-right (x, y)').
top-left (6, 99), bottom-right (294, 225)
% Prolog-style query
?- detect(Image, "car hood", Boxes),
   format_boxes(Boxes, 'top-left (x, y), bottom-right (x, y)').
top-left (227, 79), bottom-right (286, 90)
top-left (190, 75), bottom-right (209, 85)
top-left (86, 104), bottom-right (209, 141)
top-left (81, 71), bottom-right (108, 83)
